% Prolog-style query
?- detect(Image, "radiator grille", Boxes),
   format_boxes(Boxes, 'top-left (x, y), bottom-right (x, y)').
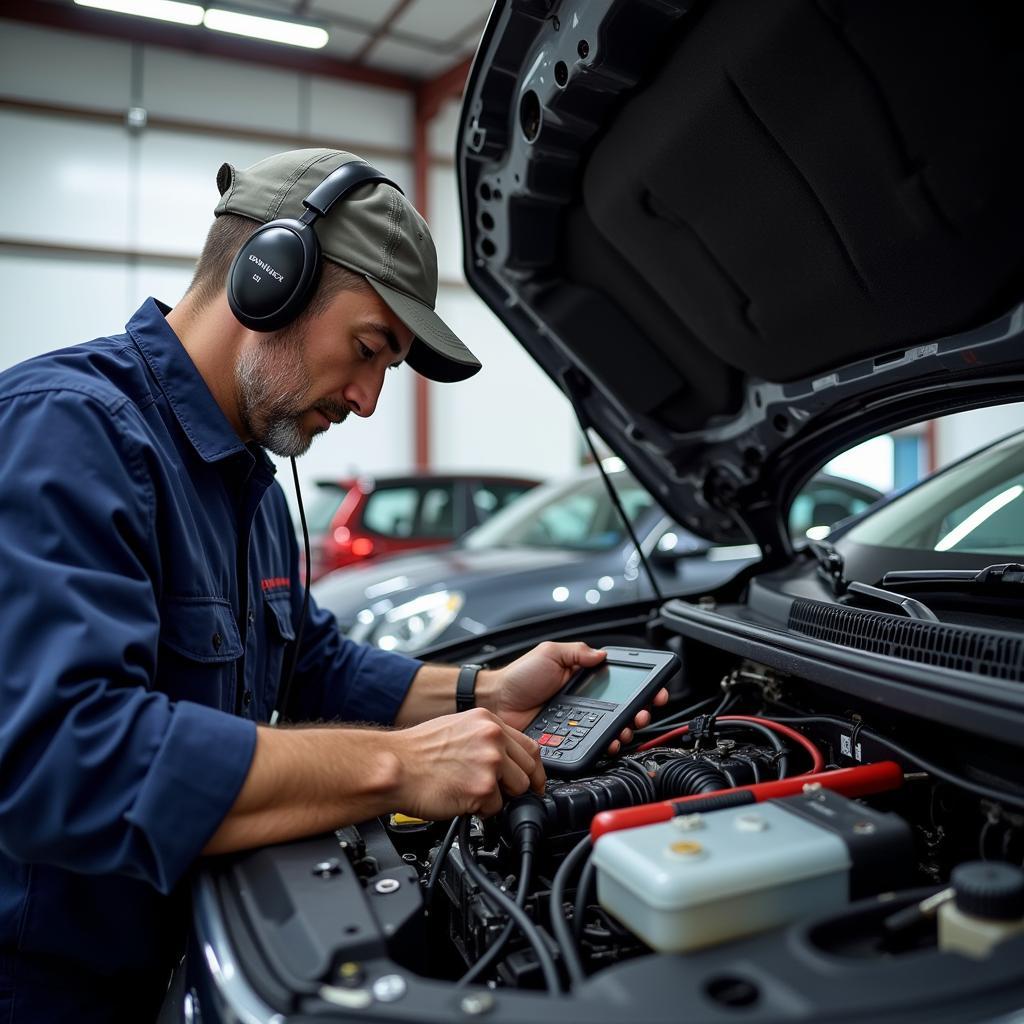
top-left (787, 600), bottom-right (1024, 682)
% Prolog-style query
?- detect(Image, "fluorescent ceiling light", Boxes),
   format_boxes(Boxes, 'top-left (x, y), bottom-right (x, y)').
top-left (934, 484), bottom-right (1023, 552)
top-left (203, 8), bottom-right (329, 48)
top-left (74, 0), bottom-right (204, 26)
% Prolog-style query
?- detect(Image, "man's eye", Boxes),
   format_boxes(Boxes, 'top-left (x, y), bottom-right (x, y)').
top-left (358, 342), bottom-right (376, 361)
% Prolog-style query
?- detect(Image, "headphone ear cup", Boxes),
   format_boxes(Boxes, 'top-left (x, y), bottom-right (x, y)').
top-left (227, 219), bottom-right (322, 332)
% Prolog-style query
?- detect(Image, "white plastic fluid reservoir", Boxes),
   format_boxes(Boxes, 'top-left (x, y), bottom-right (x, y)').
top-left (591, 802), bottom-right (851, 953)
top-left (938, 861), bottom-right (1024, 959)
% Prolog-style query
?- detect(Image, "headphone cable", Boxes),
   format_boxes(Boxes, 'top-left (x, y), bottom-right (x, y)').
top-left (270, 456), bottom-right (311, 726)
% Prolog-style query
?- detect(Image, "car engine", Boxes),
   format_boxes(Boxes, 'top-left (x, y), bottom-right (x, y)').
top-left (201, 621), bottom-right (1024, 1021)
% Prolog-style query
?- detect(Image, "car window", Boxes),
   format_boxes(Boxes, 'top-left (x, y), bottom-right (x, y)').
top-left (934, 478), bottom-right (1024, 554)
top-left (306, 484), bottom-right (349, 535)
top-left (789, 481), bottom-right (874, 540)
top-left (416, 484), bottom-right (458, 538)
top-left (465, 472), bottom-right (654, 551)
top-left (362, 486), bottom-right (418, 538)
top-left (473, 482), bottom-right (533, 520)
top-left (844, 432), bottom-right (1024, 555)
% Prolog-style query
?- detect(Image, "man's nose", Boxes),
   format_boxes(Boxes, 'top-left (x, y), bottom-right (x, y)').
top-left (343, 368), bottom-right (386, 418)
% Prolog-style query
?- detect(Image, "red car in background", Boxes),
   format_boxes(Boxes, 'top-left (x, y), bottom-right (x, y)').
top-left (306, 472), bottom-right (541, 580)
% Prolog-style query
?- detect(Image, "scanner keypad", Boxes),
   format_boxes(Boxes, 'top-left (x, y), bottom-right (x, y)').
top-left (529, 702), bottom-right (607, 753)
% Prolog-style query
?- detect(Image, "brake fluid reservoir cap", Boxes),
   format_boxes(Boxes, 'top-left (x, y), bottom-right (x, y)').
top-left (952, 861), bottom-right (1024, 920)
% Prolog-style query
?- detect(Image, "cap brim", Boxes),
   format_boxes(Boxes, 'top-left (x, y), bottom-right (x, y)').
top-left (366, 277), bottom-right (481, 383)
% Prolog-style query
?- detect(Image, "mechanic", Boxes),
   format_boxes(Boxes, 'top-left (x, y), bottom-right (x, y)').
top-left (0, 149), bottom-right (666, 1022)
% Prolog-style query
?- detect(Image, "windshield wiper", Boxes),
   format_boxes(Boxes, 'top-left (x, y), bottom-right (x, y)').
top-left (807, 539), bottom-right (847, 596)
top-left (882, 563), bottom-right (1024, 591)
top-left (845, 581), bottom-right (939, 621)
top-left (807, 540), bottom-right (939, 621)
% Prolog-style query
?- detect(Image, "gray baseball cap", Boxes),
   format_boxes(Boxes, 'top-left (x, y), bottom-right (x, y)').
top-left (214, 148), bottom-right (481, 383)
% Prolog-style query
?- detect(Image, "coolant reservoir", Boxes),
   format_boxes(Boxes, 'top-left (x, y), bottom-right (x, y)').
top-left (591, 789), bottom-right (912, 954)
top-left (938, 861), bottom-right (1024, 959)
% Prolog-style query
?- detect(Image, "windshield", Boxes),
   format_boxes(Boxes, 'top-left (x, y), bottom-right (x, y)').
top-left (463, 472), bottom-right (656, 552)
top-left (844, 432), bottom-right (1024, 556)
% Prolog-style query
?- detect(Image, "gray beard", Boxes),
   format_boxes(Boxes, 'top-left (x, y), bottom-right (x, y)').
top-left (235, 335), bottom-right (347, 458)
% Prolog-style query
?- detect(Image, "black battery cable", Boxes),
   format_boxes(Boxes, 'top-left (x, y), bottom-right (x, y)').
top-left (457, 815), bottom-right (559, 992)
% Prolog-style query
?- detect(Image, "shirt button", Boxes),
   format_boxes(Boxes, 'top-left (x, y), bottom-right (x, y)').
top-left (212, 632), bottom-right (223, 651)
top-left (242, 689), bottom-right (253, 708)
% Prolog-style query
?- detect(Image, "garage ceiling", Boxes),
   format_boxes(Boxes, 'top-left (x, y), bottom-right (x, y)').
top-left (23, 0), bottom-right (492, 79)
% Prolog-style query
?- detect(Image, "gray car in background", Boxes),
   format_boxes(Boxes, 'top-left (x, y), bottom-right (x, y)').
top-left (311, 462), bottom-right (879, 655)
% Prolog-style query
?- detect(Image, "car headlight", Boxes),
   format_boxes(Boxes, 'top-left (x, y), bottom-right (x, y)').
top-left (368, 590), bottom-right (465, 653)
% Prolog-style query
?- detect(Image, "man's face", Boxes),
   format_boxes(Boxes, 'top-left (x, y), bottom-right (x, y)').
top-left (235, 285), bottom-right (415, 457)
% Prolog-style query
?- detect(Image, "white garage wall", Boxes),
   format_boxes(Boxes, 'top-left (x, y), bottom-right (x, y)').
top-left (425, 99), bottom-right (579, 476)
top-left (935, 403), bottom-right (1024, 468)
top-left (0, 18), bottom-right (421, 496)
top-left (0, 20), bottom-right (583, 507)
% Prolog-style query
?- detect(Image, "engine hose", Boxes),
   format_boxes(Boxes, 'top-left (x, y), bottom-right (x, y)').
top-left (655, 758), bottom-right (732, 799)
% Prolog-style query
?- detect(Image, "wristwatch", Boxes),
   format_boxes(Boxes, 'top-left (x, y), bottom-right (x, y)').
top-left (456, 663), bottom-right (484, 712)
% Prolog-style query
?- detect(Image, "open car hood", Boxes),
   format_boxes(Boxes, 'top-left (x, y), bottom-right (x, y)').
top-left (457, 0), bottom-right (1024, 557)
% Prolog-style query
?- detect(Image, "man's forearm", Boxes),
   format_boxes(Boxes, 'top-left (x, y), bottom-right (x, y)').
top-left (204, 693), bottom-right (548, 855)
top-left (202, 724), bottom-right (401, 855)
top-left (392, 662), bottom-right (500, 726)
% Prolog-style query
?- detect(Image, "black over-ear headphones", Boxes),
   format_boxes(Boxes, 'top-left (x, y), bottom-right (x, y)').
top-left (227, 160), bottom-right (403, 333)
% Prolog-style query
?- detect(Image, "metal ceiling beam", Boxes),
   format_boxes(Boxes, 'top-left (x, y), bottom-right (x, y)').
top-left (0, 2), bottom-right (417, 92)
top-left (352, 0), bottom-right (414, 65)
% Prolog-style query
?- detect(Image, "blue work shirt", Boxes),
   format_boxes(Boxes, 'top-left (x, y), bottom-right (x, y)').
top-left (0, 298), bottom-right (421, 1016)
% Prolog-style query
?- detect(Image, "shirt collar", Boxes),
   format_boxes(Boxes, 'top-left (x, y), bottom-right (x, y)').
top-left (127, 298), bottom-right (275, 476)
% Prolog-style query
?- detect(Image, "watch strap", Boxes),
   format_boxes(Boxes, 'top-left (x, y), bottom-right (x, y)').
top-left (456, 664), bottom-right (483, 713)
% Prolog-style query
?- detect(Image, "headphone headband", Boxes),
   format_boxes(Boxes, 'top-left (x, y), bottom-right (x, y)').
top-left (302, 161), bottom-right (403, 220)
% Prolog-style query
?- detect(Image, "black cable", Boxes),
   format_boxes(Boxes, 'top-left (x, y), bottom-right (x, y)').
top-left (456, 848), bottom-right (532, 988)
top-left (573, 859), bottom-right (596, 945)
top-left (769, 715), bottom-right (1024, 809)
top-left (424, 817), bottom-right (459, 912)
top-left (733, 752), bottom-right (761, 784)
top-left (715, 720), bottom-right (788, 778)
top-left (270, 457), bottom-right (311, 725)
top-left (980, 817), bottom-right (996, 861)
top-left (549, 835), bottom-right (593, 989)
top-left (634, 691), bottom-right (734, 737)
top-left (457, 817), bottom-right (559, 993)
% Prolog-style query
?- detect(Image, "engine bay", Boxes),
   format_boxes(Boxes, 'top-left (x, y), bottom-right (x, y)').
top-left (200, 620), bottom-right (1024, 1022)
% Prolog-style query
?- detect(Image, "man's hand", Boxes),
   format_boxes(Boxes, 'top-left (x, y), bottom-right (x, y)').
top-left (485, 641), bottom-right (669, 755)
top-left (384, 708), bottom-right (545, 820)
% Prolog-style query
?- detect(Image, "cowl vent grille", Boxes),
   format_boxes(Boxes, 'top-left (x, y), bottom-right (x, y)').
top-left (788, 600), bottom-right (1024, 682)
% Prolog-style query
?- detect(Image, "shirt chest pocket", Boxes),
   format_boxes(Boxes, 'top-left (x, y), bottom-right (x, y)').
top-left (157, 596), bottom-right (244, 710)
top-left (261, 590), bottom-right (295, 711)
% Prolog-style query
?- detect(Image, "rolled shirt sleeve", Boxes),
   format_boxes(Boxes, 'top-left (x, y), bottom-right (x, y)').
top-left (0, 388), bottom-right (256, 895)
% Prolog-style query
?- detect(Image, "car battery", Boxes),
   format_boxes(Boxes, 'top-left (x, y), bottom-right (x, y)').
top-left (591, 788), bottom-right (912, 953)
